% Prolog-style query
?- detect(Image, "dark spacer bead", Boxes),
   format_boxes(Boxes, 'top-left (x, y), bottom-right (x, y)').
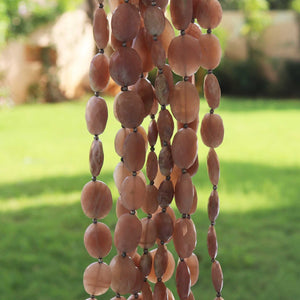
top-left (160, 240), bottom-right (164, 245)
top-left (121, 157), bottom-right (124, 162)
top-left (153, 35), bottom-right (158, 41)
top-left (211, 221), bottom-right (215, 226)
top-left (144, 277), bottom-right (148, 282)
top-left (157, 277), bottom-right (162, 282)
top-left (93, 218), bottom-right (97, 224)
top-left (151, 0), bottom-right (156, 6)
top-left (150, 146), bottom-right (155, 152)
top-left (187, 214), bottom-right (191, 219)
top-left (216, 292), bottom-right (222, 297)
top-left (147, 213), bottom-right (152, 219)
top-left (166, 175), bottom-right (171, 181)
top-left (122, 252), bottom-right (126, 257)
top-left (99, 48), bottom-right (104, 54)
top-left (133, 127), bottom-right (138, 133)
top-left (98, 257), bottom-right (103, 263)
top-left (150, 180), bottom-right (154, 185)
top-left (161, 104), bottom-right (166, 110)
top-left (99, 3), bottom-right (104, 8)
top-left (121, 86), bottom-right (128, 91)
top-left (182, 168), bottom-right (187, 174)
top-left (132, 171), bottom-right (137, 176)
top-left (213, 185), bottom-right (218, 190)
top-left (191, 18), bottom-right (195, 23)
top-left (116, 293), bottom-right (121, 298)
top-left (158, 68), bottom-right (163, 74)
top-left (180, 29), bottom-right (185, 35)
top-left (162, 207), bottom-right (166, 213)
top-left (183, 76), bottom-right (189, 81)
top-left (210, 108), bottom-right (214, 114)
top-left (134, 293), bottom-right (139, 299)
top-left (207, 28), bottom-right (212, 34)
top-left (144, 248), bottom-right (149, 254)
top-left (121, 124), bottom-right (125, 128)
top-left (182, 213), bottom-right (187, 219)
top-left (94, 91), bottom-right (100, 97)
top-left (150, 114), bottom-right (155, 119)
top-left (208, 69), bottom-right (213, 74)
top-left (92, 176), bottom-right (97, 182)
top-left (130, 210), bottom-right (136, 215)
top-left (180, 257), bottom-right (184, 262)
top-left (122, 41), bottom-right (127, 46)
top-left (163, 141), bottom-right (168, 147)
top-left (91, 295), bottom-right (95, 299)
top-left (140, 73), bottom-right (144, 78)
top-left (183, 123), bottom-right (188, 128)
top-left (94, 135), bottom-right (99, 140)
top-left (211, 258), bottom-right (215, 263)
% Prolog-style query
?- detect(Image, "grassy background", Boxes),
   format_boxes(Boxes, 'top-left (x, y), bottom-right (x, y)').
top-left (0, 97), bottom-right (299, 299)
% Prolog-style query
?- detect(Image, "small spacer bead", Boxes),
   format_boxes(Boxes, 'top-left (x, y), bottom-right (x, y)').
top-left (191, 18), bottom-right (195, 23)
top-left (163, 141), bottom-right (168, 147)
top-left (133, 127), bottom-right (138, 133)
top-left (151, 0), bottom-right (156, 6)
top-left (91, 295), bottom-right (95, 299)
top-left (121, 157), bottom-right (124, 162)
top-left (130, 210), bottom-right (136, 215)
top-left (182, 213), bottom-right (187, 219)
top-left (211, 221), bottom-right (215, 226)
top-left (207, 28), bottom-right (212, 34)
top-left (180, 257), bottom-right (184, 262)
top-left (180, 29), bottom-right (185, 35)
top-left (140, 73), bottom-right (144, 78)
top-left (150, 114), bottom-right (155, 119)
top-left (153, 35), bottom-right (158, 41)
top-left (213, 185), bottom-right (218, 190)
top-left (208, 69), bottom-right (213, 74)
top-left (144, 248), bottom-right (149, 254)
top-left (150, 146), bottom-right (155, 152)
top-left (134, 293), bottom-right (139, 299)
top-left (122, 252), bottom-right (126, 257)
top-left (183, 76), bottom-right (189, 81)
top-left (116, 293), bottom-right (121, 298)
top-left (150, 180), bottom-right (154, 185)
top-left (99, 2), bottom-right (104, 8)
top-left (94, 91), bottom-right (100, 97)
top-left (144, 277), bottom-right (148, 282)
top-left (157, 277), bottom-right (162, 282)
top-left (124, 0), bottom-right (129, 3)
top-left (187, 214), bottom-right (191, 219)
top-left (121, 85), bottom-right (128, 91)
top-left (161, 104), bottom-right (166, 110)
top-left (92, 176), bottom-right (97, 182)
top-left (166, 175), bottom-right (171, 181)
top-left (216, 292), bottom-right (222, 298)
top-left (122, 41), bottom-right (127, 46)
top-left (160, 240), bottom-right (164, 245)
top-left (99, 48), bottom-right (104, 54)
top-left (93, 218), bottom-right (97, 224)
top-left (162, 207), bottom-right (166, 213)
top-left (183, 123), bottom-right (188, 128)
top-left (132, 171), bottom-right (137, 176)
top-left (210, 108), bottom-right (214, 114)
top-left (121, 124), bottom-right (125, 128)
top-left (158, 68), bottom-right (163, 74)
top-left (98, 257), bottom-right (103, 263)
top-left (147, 213), bottom-right (152, 219)
top-left (182, 168), bottom-right (187, 174)
top-left (211, 258), bottom-right (215, 263)
top-left (94, 134), bottom-right (99, 140)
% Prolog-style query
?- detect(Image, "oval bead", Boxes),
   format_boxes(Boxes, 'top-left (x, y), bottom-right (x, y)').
top-left (176, 260), bottom-right (191, 300)
top-left (148, 119), bottom-right (158, 146)
top-left (158, 179), bottom-right (174, 208)
top-left (175, 172), bottom-right (194, 214)
top-left (170, 80), bottom-right (199, 124)
top-left (159, 145), bottom-right (173, 177)
top-left (207, 225), bottom-right (218, 260)
top-left (159, 18), bottom-right (175, 53)
top-left (139, 253), bottom-right (152, 277)
top-left (155, 74), bottom-right (170, 107)
top-left (114, 214), bottom-right (142, 253)
top-left (172, 128), bottom-right (198, 169)
top-left (115, 127), bottom-right (131, 157)
top-left (173, 218), bottom-right (196, 258)
top-left (142, 184), bottom-right (159, 214)
top-left (84, 222), bottom-right (112, 258)
top-left (121, 175), bottom-right (146, 210)
top-left (116, 197), bottom-right (130, 218)
top-left (89, 139), bottom-right (104, 177)
top-left (89, 53), bottom-right (110, 92)
top-left (189, 185), bottom-right (198, 215)
top-left (211, 260), bottom-right (223, 293)
top-left (146, 151), bottom-right (158, 181)
top-left (170, 0), bottom-right (193, 30)
top-left (141, 281), bottom-right (153, 300)
top-left (132, 125), bottom-right (148, 150)
top-left (207, 148), bottom-right (220, 185)
top-left (109, 47), bottom-right (142, 86)
top-left (139, 217), bottom-right (157, 249)
top-left (144, 6), bottom-right (165, 36)
top-left (111, 3), bottom-right (140, 42)
top-left (83, 262), bottom-right (111, 295)
top-left (81, 181), bottom-right (112, 219)
top-left (186, 22), bottom-right (202, 39)
top-left (154, 212), bottom-right (174, 242)
top-left (113, 162), bottom-right (131, 193)
top-left (208, 189), bottom-right (219, 222)
top-left (123, 132), bottom-right (146, 171)
top-left (93, 8), bottom-right (109, 49)
top-left (85, 96), bottom-right (108, 135)
top-left (199, 34), bottom-right (222, 70)
top-left (154, 243), bottom-right (168, 278)
top-left (185, 253), bottom-right (199, 286)
top-left (161, 64), bottom-right (174, 92)
top-left (204, 73), bottom-right (221, 109)
top-left (151, 40), bottom-right (166, 69)
top-left (157, 109), bottom-right (174, 143)
top-left (200, 113), bottom-right (224, 148)
top-left (153, 281), bottom-right (168, 300)
top-left (196, 0), bottom-right (223, 29)
top-left (134, 77), bottom-right (154, 117)
top-left (168, 35), bottom-right (201, 76)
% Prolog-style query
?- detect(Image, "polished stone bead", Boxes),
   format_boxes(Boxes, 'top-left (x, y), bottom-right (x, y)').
top-left (211, 260), bottom-right (223, 293)
top-left (139, 252), bottom-right (152, 277)
top-left (207, 147), bottom-right (220, 185)
top-left (146, 151), bottom-right (158, 181)
top-left (176, 260), bottom-right (191, 300)
top-left (116, 197), bottom-right (130, 218)
top-left (139, 217), bottom-right (157, 249)
top-left (159, 145), bottom-right (173, 177)
top-left (153, 211), bottom-right (174, 242)
top-left (175, 172), bottom-right (194, 214)
top-left (89, 139), bottom-right (104, 177)
top-left (207, 225), bottom-right (218, 260)
top-left (170, 0), bottom-right (193, 30)
top-left (158, 179), bottom-right (174, 208)
top-left (199, 34), bottom-right (222, 70)
top-left (93, 8), bottom-right (109, 49)
top-left (157, 109), bottom-right (174, 144)
top-left (155, 73), bottom-right (170, 106)
top-left (186, 22), bottom-right (202, 39)
top-left (185, 253), bottom-right (199, 286)
top-left (151, 40), bottom-right (166, 69)
top-left (148, 119), bottom-right (158, 147)
top-left (204, 73), bottom-right (221, 109)
top-left (196, 0), bottom-right (223, 29)
top-left (141, 184), bottom-right (159, 214)
top-left (153, 281), bottom-right (168, 300)
top-left (144, 6), bottom-right (165, 36)
top-left (141, 281), bottom-right (153, 300)
top-left (115, 128), bottom-right (130, 157)
top-left (89, 53), bottom-right (110, 92)
top-left (154, 243), bottom-right (168, 278)
top-left (208, 189), bottom-right (220, 222)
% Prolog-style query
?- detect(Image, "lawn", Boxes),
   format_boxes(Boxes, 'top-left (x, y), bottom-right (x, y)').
top-left (0, 97), bottom-right (299, 299)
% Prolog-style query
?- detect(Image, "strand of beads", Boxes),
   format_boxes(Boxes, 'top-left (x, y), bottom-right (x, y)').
top-left (81, 2), bottom-right (113, 300)
top-left (196, 0), bottom-right (224, 299)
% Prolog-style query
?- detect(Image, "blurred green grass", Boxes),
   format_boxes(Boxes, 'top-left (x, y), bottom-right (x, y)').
top-left (0, 97), bottom-right (299, 299)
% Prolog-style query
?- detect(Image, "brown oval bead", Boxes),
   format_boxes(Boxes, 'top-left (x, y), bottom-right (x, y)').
top-left (196, 0), bottom-right (222, 29)
top-left (154, 211), bottom-right (174, 242)
top-left (200, 113), bottom-right (224, 148)
top-left (132, 268), bottom-right (144, 294)
top-left (93, 8), bottom-right (109, 49)
top-left (161, 64), bottom-right (174, 92)
top-left (155, 73), bottom-right (170, 106)
top-left (89, 139), bottom-right (104, 177)
top-left (116, 197), bottom-right (130, 218)
top-left (158, 179), bottom-right (174, 208)
top-left (189, 185), bottom-right (198, 215)
top-left (139, 217), bottom-right (157, 249)
top-left (144, 6), bottom-right (165, 36)
top-left (185, 253), bottom-right (199, 286)
top-left (154, 243), bottom-right (168, 278)
top-left (159, 18), bottom-right (175, 53)
top-left (170, 80), bottom-right (199, 124)
top-left (123, 132), bottom-right (146, 171)
top-left (175, 172), bottom-right (194, 214)
top-left (148, 119), bottom-right (158, 147)
top-left (187, 154), bottom-right (199, 177)
top-left (115, 128), bottom-right (131, 157)
top-left (141, 281), bottom-right (153, 300)
top-left (142, 184), bottom-right (159, 214)
top-left (111, 3), bottom-right (140, 42)
top-left (151, 40), bottom-right (166, 69)
top-left (153, 281), bottom-right (168, 300)
top-left (89, 53), bottom-right (110, 92)
top-left (132, 125), bottom-right (148, 150)
top-left (110, 255), bottom-right (137, 294)
top-left (168, 35), bottom-right (201, 76)
top-left (186, 22), bottom-right (202, 39)
top-left (84, 222), bottom-right (112, 258)
top-left (114, 214), bottom-right (142, 253)
top-left (172, 128), bottom-right (198, 169)
top-left (109, 47), bottom-right (142, 86)
top-left (114, 162), bottom-right (131, 193)
top-left (121, 175), bottom-right (146, 210)
top-left (157, 109), bottom-right (174, 143)
top-left (208, 189), bottom-right (219, 222)
top-left (83, 262), bottom-right (111, 295)
top-left (170, 0), bottom-right (193, 30)
top-left (85, 96), bottom-right (108, 135)
top-left (207, 225), bottom-right (218, 260)
top-left (204, 73), bottom-right (221, 109)
top-left (115, 91), bottom-right (144, 128)
top-left (176, 260), bottom-right (191, 300)
top-left (173, 218), bottom-right (196, 258)
top-left (134, 77), bottom-right (154, 117)
top-left (146, 151), bottom-right (158, 181)
top-left (199, 34), bottom-right (222, 70)
top-left (139, 253), bottom-right (152, 277)
top-left (159, 145), bottom-right (173, 177)
top-left (207, 147), bottom-right (220, 185)
top-left (211, 260), bottom-right (223, 293)
top-left (81, 181), bottom-right (112, 219)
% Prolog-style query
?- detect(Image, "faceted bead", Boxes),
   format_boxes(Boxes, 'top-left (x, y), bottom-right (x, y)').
top-left (116, 197), bottom-right (130, 218)
top-left (93, 8), bottom-right (109, 49)
top-left (199, 34), bottom-right (222, 70)
top-left (158, 179), bottom-right (174, 208)
top-left (83, 262), bottom-right (111, 295)
top-left (146, 151), bottom-right (158, 181)
top-left (200, 113), bottom-right (224, 148)
top-left (159, 145), bottom-right (173, 177)
top-left (170, 0), bottom-right (193, 30)
top-left (141, 184), bottom-right (159, 214)
top-left (85, 96), bottom-right (108, 135)
top-left (168, 34), bottom-right (201, 76)
top-left (207, 148), bottom-right (220, 185)
top-left (189, 185), bottom-right (198, 215)
top-left (159, 18), bottom-right (175, 53)
top-left (187, 155), bottom-right (199, 177)
top-left (176, 260), bottom-right (191, 300)
top-left (173, 218), bottom-right (196, 258)
top-left (186, 22), bottom-right (202, 39)
top-left (207, 225), bottom-right (218, 260)
top-left (110, 255), bottom-right (138, 294)
top-left (208, 189), bottom-right (219, 222)
top-left (139, 217), bottom-right (157, 249)
top-left (81, 181), bottom-right (112, 219)
top-left (89, 139), bottom-right (104, 177)
top-left (170, 80), bottom-right (199, 124)
top-left (113, 162), bottom-right (131, 193)
top-left (154, 243), bottom-right (168, 278)
top-left (172, 128), bottom-right (198, 169)
top-left (196, 0), bottom-right (223, 29)
top-left (157, 109), bottom-right (174, 143)
top-left (89, 53), bottom-right (110, 92)
top-left (115, 128), bottom-right (131, 157)
top-left (109, 47), bottom-right (142, 86)
top-left (148, 119), bottom-right (158, 146)
top-left (139, 253), bottom-right (152, 277)
top-left (154, 211), bottom-right (174, 242)
top-left (211, 260), bottom-right (223, 293)
top-left (155, 73), bottom-right (170, 106)
top-left (185, 253), bottom-right (199, 286)
top-left (144, 6), bottom-right (165, 36)
top-left (111, 3), bottom-right (140, 42)
top-left (204, 73), bottom-right (221, 109)
top-left (175, 172), bottom-right (194, 214)
top-left (123, 132), bottom-right (146, 171)
top-left (151, 40), bottom-right (166, 69)
top-left (121, 175), bottom-right (146, 210)
top-left (115, 91), bottom-right (144, 128)
top-left (141, 281), bottom-right (153, 300)
top-left (114, 214), bottom-right (142, 253)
